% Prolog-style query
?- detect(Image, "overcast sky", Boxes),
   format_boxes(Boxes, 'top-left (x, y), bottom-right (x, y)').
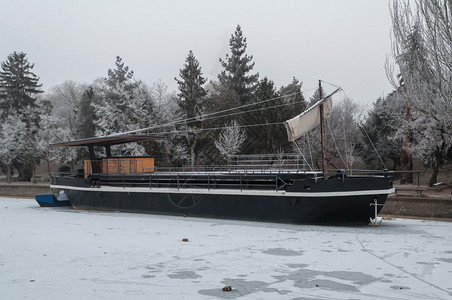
top-left (0, 0), bottom-right (394, 107)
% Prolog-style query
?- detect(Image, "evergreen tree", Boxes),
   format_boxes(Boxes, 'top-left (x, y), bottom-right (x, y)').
top-left (279, 77), bottom-right (306, 112)
top-left (279, 77), bottom-right (307, 129)
top-left (175, 50), bottom-right (207, 119)
top-left (360, 92), bottom-right (403, 170)
top-left (174, 50), bottom-right (208, 165)
top-left (0, 52), bottom-right (43, 181)
top-left (218, 25), bottom-right (259, 105)
top-left (0, 51), bottom-right (43, 115)
top-left (76, 87), bottom-right (97, 139)
top-left (93, 56), bottom-right (148, 156)
top-left (245, 77), bottom-right (284, 154)
top-left (106, 56), bottom-right (135, 89)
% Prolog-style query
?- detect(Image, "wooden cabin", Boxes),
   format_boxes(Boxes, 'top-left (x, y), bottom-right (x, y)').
top-left (51, 134), bottom-right (163, 178)
top-left (84, 157), bottom-right (154, 178)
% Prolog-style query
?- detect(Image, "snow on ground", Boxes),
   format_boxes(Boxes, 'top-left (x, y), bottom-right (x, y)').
top-left (1, 197), bottom-right (451, 300)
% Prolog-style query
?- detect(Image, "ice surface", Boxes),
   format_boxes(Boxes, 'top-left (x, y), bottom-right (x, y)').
top-left (1, 197), bottom-right (451, 299)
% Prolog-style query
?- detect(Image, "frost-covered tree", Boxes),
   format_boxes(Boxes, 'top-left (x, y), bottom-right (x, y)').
top-left (389, 0), bottom-right (452, 185)
top-left (44, 81), bottom-right (87, 140)
top-left (35, 100), bottom-right (63, 173)
top-left (292, 92), bottom-right (362, 171)
top-left (106, 56), bottom-right (134, 88)
top-left (92, 57), bottom-right (150, 156)
top-left (218, 25), bottom-right (259, 105)
top-left (0, 52), bottom-right (43, 181)
top-left (152, 79), bottom-right (169, 116)
top-left (0, 113), bottom-right (26, 182)
top-left (39, 81), bottom-right (91, 169)
top-left (326, 97), bottom-right (362, 170)
top-left (214, 120), bottom-right (246, 162)
top-left (17, 104), bottom-right (42, 181)
top-left (410, 115), bottom-right (449, 186)
top-left (388, 25), bottom-right (429, 183)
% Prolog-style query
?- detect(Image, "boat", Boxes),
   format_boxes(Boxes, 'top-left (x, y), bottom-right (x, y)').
top-left (35, 193), bottom-right (71, 207)
top-left (48, 82), bottom-right (394, 224)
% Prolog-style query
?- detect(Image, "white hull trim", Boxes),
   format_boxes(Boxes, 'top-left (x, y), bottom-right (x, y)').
top-left (51, 185), bottom-right (395, 198)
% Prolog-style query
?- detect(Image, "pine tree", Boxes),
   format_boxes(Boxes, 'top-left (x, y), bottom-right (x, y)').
top-left (218, 25), bottom-right (259, 105)
top-left (93, 56), bottom-right (148, 156)
top-left (245, 77), bottom-right (284, 154)
top-left (175, 50), bottom-right (207, 119)
top-left (360, 93), bottom-right (403, 170)
top-left (279, 77), bottom-right (306, 116)
top-left (106, 56), bottom-right (134, 89)
top-left (0, 52), bottom-right (43, 181)
top-left (76, 87), bottom-right (97, 139)
top-left (174, 50), bottom-right (208, 165)
top-left (0, 52), bottom-right (43, 115)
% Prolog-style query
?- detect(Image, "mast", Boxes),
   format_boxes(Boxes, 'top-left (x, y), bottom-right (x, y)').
top-left (318, 80), bottom-right (327, 178)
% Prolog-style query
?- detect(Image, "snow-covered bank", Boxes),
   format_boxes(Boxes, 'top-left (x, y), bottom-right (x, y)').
top-left (1, 197), bottom-right (451, 299)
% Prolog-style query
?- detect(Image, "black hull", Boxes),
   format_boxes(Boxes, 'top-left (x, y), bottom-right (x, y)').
top-left (52, 172), bottom-right (393, 224)
top-left (63, 189), bottom-right (388, 225)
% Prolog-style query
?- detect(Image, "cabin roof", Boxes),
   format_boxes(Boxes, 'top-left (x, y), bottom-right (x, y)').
top-left (51, 134), bottom-right (164, 147)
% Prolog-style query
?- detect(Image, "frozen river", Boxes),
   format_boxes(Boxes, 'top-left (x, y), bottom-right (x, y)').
top-left (1, 197), bottom-right (451, 299)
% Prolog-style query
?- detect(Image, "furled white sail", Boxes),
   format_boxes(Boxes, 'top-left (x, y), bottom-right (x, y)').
top-left (284, 96), bottom-right (332, 142)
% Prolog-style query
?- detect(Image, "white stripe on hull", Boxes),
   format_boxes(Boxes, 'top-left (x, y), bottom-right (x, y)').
top-left (51, 184), bottom-right (395, 198)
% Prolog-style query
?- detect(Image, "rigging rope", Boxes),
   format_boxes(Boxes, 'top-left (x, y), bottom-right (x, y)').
top-left (181, 99), bottom-right (308, 128)
top-left (149, 122), bottom-right (283, 136)
top-left (101, 81), bottom-right (389, 174)
top-left (305, 133), bottom-right (315, 170)
top-left (360, 121), bottom-right (387, 169)
top-left (117, 90), bottom-right (308, 136)
top-left (337, 88), bottom-right (388, 170)
top-left (292, 141), bottom-right (313, 171)
top-left (320, 79), bottom-right (342, 89)
top-left (326, 117), bottom-right (349, 170)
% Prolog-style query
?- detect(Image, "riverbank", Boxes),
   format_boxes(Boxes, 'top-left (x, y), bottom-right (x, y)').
top-left (0, 182), bottom-right (51, 198)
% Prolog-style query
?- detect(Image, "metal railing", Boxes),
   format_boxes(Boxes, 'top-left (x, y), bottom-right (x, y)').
top-left (96, 172), bottom-right (290, 192)
top-left (50, 154), bottom-right (395, 180)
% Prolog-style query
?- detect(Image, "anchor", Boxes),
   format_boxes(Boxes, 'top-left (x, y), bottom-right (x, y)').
top-left (369, 198), bottom-right (384, 226)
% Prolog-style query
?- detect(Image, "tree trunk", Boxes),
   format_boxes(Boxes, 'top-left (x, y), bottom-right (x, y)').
top-left (6, 164), bottom-right (11, 184)
top-left (400, 147), bottom-right (413, 184)
top-left (400, 91), bottom-right (413, 184)
top-left (190, 140), bottom-right (196, 167)
top-left (428, 142), bottom-right (445, 187)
